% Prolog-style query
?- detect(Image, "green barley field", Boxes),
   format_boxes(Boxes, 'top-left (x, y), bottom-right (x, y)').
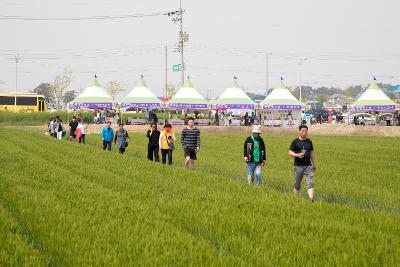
top-left (0, 127), bottom-right (399, 266)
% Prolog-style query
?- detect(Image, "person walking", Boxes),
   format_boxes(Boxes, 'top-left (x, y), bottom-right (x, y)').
top-left (328, 113), bottom-right (332, 124)
top-left (147, 124), bottom-right (160, 162)
top-left (159, 123), bottom-right (175, 165)
top-left (69, 116), bottom-right (79, 142)
top-left (288, 125), bottom-right (317, 201)
top-left (386, 115), bottom-right (391, 126)
top-left (243, 125), bottom-right (266, 185)
top-left (52, 117), bottom-right (59, 138)
top-left (220, 112), bottom-right (225, 126)
top-left (244, 112), bottom-right (249, 126)
top-left (114, 124), bottom-right (129, 154)
top-left (101, 121), bottom-right (114, 151)
top-left (215, 111), bottom-right (219, 126)
top-left (55, 117), bottom-right (65, 140)
top-left (318, 113), bottom-right (323, 124)
top-left (76, 118), bottom-right (86, 144)
top-left (181, 117), bottom-right (201, 170)
top-left (301, 111), bottom-right (307, 125)
top-left (48, 117), bottom-right (55, 137)
top-left (152, 113), bottom-right (158, 125)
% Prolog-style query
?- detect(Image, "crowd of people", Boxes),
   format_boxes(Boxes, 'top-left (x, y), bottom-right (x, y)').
top-left (100, 117), bottom-right (201, 169)
top-left (48, 115), bottom-right (86, 143)
top-left (47, 116), bottom-right (316, 201)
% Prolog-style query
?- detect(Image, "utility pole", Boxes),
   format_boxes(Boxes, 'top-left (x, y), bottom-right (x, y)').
top-left (165, 45), bottom-right (168, 98)
top-left (265, 52), bottom-right (272, 95)
top-left (206, 89), bottom-right (212, 100)
top-left (179, 0), bottom-right (185, 86)
top-left (14, 55), bottom-right (20, 112)
top-left (168, 1), bottom-right (188, 87)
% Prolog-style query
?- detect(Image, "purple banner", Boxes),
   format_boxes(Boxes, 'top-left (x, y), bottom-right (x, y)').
top-left (73, 102), bottom-right (112, 109)
top-left (168, 103), bottom-right (209, 109)
top-left (216, 104), bottom-right (256, 109)
top-left (353, 105), bottom-right (396, 111)
top-left (263, 104), bottom-right (302, 110)
top-left (121, 103), bottom-right (161, 108)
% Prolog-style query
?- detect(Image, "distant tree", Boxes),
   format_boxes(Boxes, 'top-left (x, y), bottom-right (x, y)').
top-left (290, 86), bottom-right (300, 99)
top-left (32, 83), bottom-right (55, 105)
top-left (246, 92), bottom-right (265, 101)
top-left (386, 91), bottom-right (396, 101)
top-left (317, 94), bottom-right (329, 105)
top-left (166, 82), bottom-right (176, 98)
top-left (63, 90), bottom-right (78, 104)
top-left (52, 67), bottom-right (74, 110)
top-left (344, 85), bottom-right (363, 99)
top-left (105, 81), bottom-right (126, 101)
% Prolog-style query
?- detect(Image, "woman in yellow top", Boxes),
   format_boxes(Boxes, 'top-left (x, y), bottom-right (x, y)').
top-left (159, 123), bottom-right (176, 165)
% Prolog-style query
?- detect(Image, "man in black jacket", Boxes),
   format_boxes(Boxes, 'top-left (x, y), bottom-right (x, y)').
top-left (243, 125), bottom-right (266, 185)
top-left (146, 124), bottom-right (160, 162)
top-left (69, 116), bottom-right (78, 142)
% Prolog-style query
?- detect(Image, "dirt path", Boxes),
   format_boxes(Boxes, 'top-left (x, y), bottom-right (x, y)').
top-left (11, 124), bottom-right (400, 137)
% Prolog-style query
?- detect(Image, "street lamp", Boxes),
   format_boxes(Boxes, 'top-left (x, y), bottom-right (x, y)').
top-left (265, 52), bottom-right (272, 96)
top-left (14, 55), bottom-right (20, 113)
top-left (298, 57), bottom-right (308, 102)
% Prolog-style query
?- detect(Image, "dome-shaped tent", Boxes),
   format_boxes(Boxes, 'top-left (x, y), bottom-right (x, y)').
top-left (72, 77), bottom-right (113, 109)
top-left (260, 78), bottom-right (303, 110)
top-left (352, 79), bottom-right (397, 111)
top-left (122, 76), bottom-right (161, 108)
top-left (168, 78), bottom-right (209, 109)
top-left (215, 77), bottom-right (256, 109)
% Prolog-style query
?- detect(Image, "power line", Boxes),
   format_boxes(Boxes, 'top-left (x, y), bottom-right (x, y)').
top-left (0, 12), bottom-right (170, 21)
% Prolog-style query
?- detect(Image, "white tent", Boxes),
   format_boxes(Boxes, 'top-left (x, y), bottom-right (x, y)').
top-left (168, 78), bottom-right (209, 109)
top-left (72, 78), bottom-right (113, 109)
top-left (122, 76), bottom-right (161, 108)
top-left (260, 79), bottom-right (303, 110)
top-left (215, 78), bottom-right (256, 109)
top-left (352, 79), bottom-right (397, 111)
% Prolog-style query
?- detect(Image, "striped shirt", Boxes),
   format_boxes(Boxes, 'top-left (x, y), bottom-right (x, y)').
top-left (181, 127), bottom-right (200, 149)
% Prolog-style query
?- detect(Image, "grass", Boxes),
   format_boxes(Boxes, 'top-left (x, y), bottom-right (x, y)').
top-left (0, 128), bottom-right (399, 266)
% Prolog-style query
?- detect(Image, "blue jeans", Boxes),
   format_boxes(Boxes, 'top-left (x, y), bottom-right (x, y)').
top-left (247, 162), bottom-right (262, 185)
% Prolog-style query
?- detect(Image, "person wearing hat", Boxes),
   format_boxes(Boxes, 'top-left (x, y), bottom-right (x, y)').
top-left (159, 123), bottom-right (176, 165)
top-left (243, 125), bottom-right (266, 185)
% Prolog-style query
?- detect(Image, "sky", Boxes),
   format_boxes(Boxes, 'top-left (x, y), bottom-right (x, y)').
top-left (0, 0), bottom-right (399, 99)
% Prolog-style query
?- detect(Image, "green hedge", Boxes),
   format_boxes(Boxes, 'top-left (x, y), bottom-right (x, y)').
top-left (0, 111), bottom-right (213, 126)
top-left (0, 112), bottom-right (92, 126)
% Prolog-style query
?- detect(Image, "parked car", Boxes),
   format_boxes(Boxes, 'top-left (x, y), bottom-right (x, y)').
top-left (352, 113), bottom-right (376, 125)
top-left (308, 109), bottom-right (330, 122)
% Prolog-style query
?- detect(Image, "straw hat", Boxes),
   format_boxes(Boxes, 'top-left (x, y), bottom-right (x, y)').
top-left (251, 125), bottom-right (261, 134)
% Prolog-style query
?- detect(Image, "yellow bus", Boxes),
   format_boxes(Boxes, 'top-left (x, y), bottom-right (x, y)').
top-left (0, 93), bottom-right (47, 112)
